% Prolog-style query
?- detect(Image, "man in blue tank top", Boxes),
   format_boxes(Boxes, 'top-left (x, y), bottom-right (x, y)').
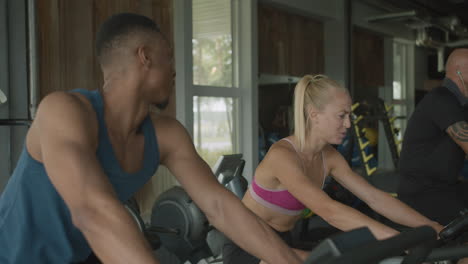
top-left (0, 13), bottom-right (303, 264)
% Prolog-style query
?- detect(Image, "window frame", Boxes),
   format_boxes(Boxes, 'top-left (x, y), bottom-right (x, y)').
top-left (173, 0), bottom-right (258, 180)
top-left (392, 39), bottom-right (415, 142)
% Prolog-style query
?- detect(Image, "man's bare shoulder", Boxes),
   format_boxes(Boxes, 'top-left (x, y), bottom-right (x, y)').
top-left (37, 91), bottom-right (98, 133)
top-left (28, 91), bottom-right (99, 160)
top-left (37, 91), bottom-right (95, 118)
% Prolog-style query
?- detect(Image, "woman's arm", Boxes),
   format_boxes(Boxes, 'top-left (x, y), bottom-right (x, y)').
top-left (269, 145), bottom-right (399, 240)
top-left (327, 147), bottom-right (444, 233)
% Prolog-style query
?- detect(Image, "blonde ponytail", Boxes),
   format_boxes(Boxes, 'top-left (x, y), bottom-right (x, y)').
top-left (293, 76), bottom-right (312, 151)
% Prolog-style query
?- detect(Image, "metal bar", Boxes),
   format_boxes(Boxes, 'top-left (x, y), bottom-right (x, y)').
top-left (0, 119), bottom-right (32, 126)
top-left (27, 0), bottom-right (38, 120)
top-left (366, 11), bottom-right (418, 23)
top-left (345, 0), bottom-right (352, 94)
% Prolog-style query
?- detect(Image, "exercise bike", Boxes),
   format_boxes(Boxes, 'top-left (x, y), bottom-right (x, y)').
top-left (138, 154), bottom-right (248, 264)
top-left (301, 210), bottom-right (468, 264)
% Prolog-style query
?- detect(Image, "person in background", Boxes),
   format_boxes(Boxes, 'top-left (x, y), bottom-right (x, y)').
top-left (398, 48), bottom-right (468, 226)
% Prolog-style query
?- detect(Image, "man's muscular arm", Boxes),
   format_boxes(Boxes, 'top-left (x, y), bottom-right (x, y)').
top-left (155, 115), bottom-right (303, 264)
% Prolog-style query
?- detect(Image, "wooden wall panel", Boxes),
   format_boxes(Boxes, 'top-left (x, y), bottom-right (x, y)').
top-left (303, 19), bottom-right (324, 76)
top-left (271, 8), bottom-right (289, 75)
top-left (258, 3), bottom-right (324, 77)
top-left (353, 27), bottom-right (384, 101)
top-left (258, 5), bottom-right (286, 75)
top-left (288, 15), bottom-right (305, 77)
top-left (258, 3), bottom-right (324, 142)
top-left (62, 1), bottom-right (95, 93)
top-left (37, 1), bottom-right (61, 99)
top-left (37, 0), bottom-right (173, 99)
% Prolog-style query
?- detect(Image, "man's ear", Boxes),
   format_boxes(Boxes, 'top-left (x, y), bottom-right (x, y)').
top-left (137, 46), bottom-right (151, 68)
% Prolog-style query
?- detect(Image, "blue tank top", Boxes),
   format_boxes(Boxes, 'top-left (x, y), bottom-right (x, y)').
top-left (0, 89), bottom-right (160, 263)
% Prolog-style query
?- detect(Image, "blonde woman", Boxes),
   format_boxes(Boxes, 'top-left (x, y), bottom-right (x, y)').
top-left (223, 74), bottom-right (443, 264)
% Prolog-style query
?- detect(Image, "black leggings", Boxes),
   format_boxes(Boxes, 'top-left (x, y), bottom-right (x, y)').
top-left (222, 229), bottom-right (293, 264)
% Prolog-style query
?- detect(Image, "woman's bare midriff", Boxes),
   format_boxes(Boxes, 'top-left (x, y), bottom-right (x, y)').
top-left (242, 191), bottom-right (302, 232)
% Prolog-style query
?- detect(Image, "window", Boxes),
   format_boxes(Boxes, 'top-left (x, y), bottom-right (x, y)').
top-left (392, 40), bottom-right (414, 146)
top-left (193, 0), bottom-right (233, 87)
top-left (175, 0), bottom-right (256, 177)
top-left (192, 0), bottom-right (240, 168)
top-left (193, 96), bottom-right (239, 166)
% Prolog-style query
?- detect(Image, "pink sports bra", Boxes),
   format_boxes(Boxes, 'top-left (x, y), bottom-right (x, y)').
top-left (249, 138), bottom-right (327, 216)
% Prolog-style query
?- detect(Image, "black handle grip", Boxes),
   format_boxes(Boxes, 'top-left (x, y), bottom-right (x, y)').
top-left (320, 226), bottom-right (437, 264)
top-left (439, 211), bottom-right (468, 241)
top-left (426, 246), bottom-right (468, 262)
top-left (0, 119), bottom-right (32, 126)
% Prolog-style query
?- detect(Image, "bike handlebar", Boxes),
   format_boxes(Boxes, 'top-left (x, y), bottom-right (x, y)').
top-left (314, 226), bottom-right (437, 264)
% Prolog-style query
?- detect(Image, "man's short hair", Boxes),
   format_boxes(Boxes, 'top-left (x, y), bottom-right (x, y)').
top-left (96, 13), bottom-right (161, 62)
